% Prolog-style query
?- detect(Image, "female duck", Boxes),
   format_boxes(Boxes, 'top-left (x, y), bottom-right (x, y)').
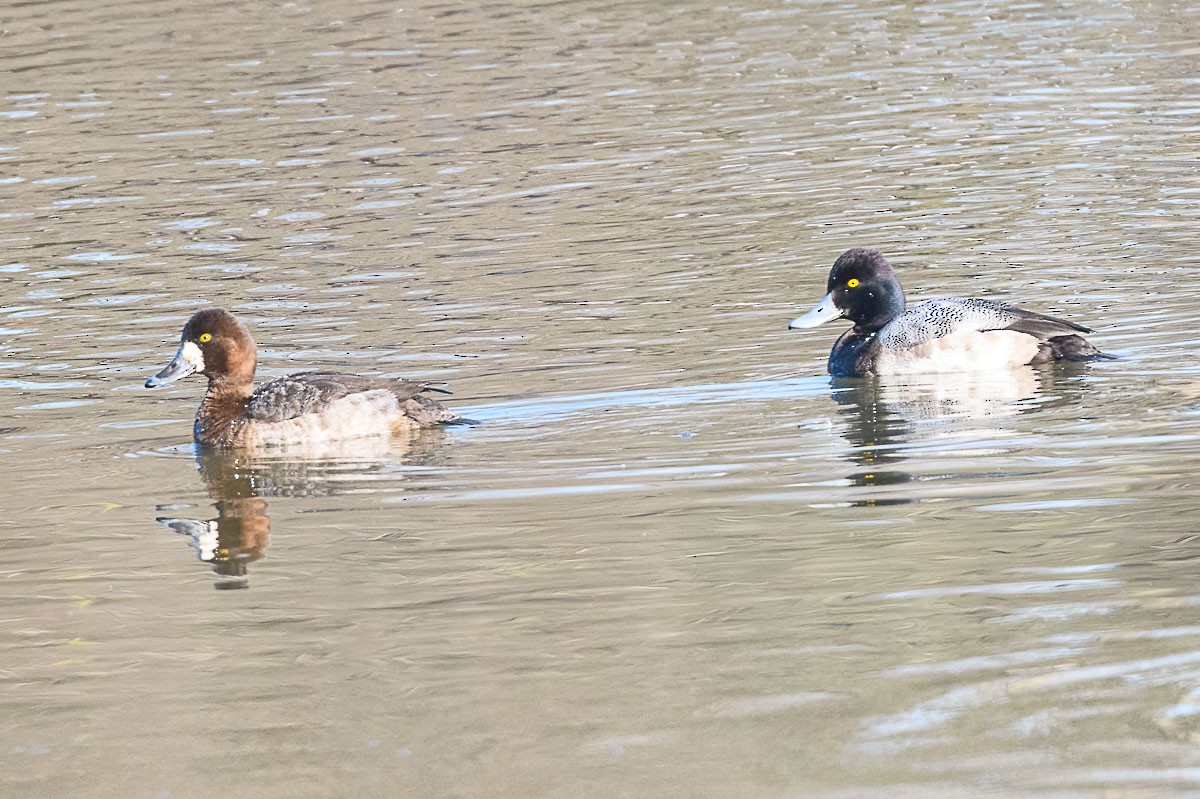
top-left (146, 308), bottom-right (466, 448)
top-left (789, 248), bottom-right (1110, 377)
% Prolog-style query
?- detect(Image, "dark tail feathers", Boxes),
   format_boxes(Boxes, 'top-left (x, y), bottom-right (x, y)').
top-left (1039, 334), bottom-right (1116, 363)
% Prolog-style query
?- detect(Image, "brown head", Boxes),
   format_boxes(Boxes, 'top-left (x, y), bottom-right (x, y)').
top-left (145, 308), bottom-right (258, 390)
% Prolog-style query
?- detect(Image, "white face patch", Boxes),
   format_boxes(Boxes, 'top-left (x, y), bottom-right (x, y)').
top-left (180, 340), bottom-right (206, 373)
top-left (145, 338), bottom-right (207, 387)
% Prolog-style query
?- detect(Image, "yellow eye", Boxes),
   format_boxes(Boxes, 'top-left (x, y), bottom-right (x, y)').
top-left (846, 278), bottom-right (860, 288)
top-left (198, 333), bottom-right (212, 343)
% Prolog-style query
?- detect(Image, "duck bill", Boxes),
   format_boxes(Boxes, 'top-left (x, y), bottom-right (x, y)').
top-left (788, 291), bottom-right (841, 329)
top-left (145, 341), bottom-right (203, 388)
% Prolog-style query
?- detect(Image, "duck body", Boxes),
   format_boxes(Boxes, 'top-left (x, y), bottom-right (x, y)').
top-left (789, 248), bottom-right (1110, 377)
top-left (146, 309), bottom-right (465, 448)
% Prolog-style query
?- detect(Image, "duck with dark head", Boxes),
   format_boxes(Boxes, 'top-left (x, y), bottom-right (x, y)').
top-left (789, 248), bottom-right (1112, 377)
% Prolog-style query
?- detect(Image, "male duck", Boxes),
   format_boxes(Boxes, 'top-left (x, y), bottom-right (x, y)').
top-left (145, 308), bottom-right (466, 448)
top-left (788, 248), bottom-right (1110, 377)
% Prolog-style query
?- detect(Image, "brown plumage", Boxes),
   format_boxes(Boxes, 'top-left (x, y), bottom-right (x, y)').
top-left (146, 308), bottom-right (467, 448)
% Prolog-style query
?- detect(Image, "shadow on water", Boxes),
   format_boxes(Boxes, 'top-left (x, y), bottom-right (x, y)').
top-left (828, 364), bottom-right (1094, 506)
top-left (154, 429), bottom-right (455, 589)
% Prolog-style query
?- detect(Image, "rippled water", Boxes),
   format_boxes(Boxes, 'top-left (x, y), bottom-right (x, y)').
top-left (4, 0), bottom-right (1200, 796)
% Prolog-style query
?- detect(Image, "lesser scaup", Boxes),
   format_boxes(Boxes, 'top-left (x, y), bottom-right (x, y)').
top-left (145, 308), bottom-right (467, 448)
top-left (788, 248), bottom-right (1111, 377)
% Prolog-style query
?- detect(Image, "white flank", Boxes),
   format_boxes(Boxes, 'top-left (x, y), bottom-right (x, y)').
top-left (240, 391), bottom-right (415, 448)
top-left (874, 330), bottom-right (1041, 375)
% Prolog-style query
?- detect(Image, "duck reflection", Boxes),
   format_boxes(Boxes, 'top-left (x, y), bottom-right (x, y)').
top-left (156, 432), bottom-right (450, 589)
top-left (831, 365), bottom-right (1068, 506)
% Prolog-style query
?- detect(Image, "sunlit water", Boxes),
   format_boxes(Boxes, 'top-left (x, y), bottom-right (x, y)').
top-left (4, 0), bottom-right (1200, 796)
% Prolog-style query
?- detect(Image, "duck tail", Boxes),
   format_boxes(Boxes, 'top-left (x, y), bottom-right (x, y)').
top-left (1044, 334), bottom-right (1117, 362)
top-left (403, 394), bottom-right (478, 426)
top-left (443, 416), bottom-right (480, 426)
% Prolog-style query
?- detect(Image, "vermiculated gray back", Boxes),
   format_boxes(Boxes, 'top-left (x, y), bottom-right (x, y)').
top-left (878, 298), bottom-right (1091, 350)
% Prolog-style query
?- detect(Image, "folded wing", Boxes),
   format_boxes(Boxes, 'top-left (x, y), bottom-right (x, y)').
top-left (244, 371), bottom-right (438, 422)
top-left (879, 298), bottom-right (1091, 350)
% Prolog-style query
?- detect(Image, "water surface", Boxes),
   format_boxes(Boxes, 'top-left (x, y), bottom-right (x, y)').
top-left (3, 0), bottom-right (1200, 796)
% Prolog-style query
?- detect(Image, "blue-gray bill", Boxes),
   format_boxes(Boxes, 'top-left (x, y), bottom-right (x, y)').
top-left (788, 291), bottom-right (840, 329)
top-left (145, 344), bottom-right (198, 388)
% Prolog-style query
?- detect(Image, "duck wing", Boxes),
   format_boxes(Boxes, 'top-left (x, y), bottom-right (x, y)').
top-left (244, 371), bottom-right (435, 422)
top-left (879, 298), bottom-right (1092, 350)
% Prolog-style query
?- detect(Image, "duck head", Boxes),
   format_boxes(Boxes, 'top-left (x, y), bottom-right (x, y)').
top-left (788, 248), bottom-right (907, 333)
top-left (146, 309), bottom-right (257, 388)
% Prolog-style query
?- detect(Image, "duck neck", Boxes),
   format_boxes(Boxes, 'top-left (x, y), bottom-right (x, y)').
top-left (195, 377), bottom-right (253, 446)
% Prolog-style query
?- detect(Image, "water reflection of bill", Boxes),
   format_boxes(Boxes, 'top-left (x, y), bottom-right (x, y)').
top-left (831, 366), bottom-right (1065, 506)
top-left (157, 453), bottom-right (275, 590)
top-left (155, 432), bottom-right (449, 589)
